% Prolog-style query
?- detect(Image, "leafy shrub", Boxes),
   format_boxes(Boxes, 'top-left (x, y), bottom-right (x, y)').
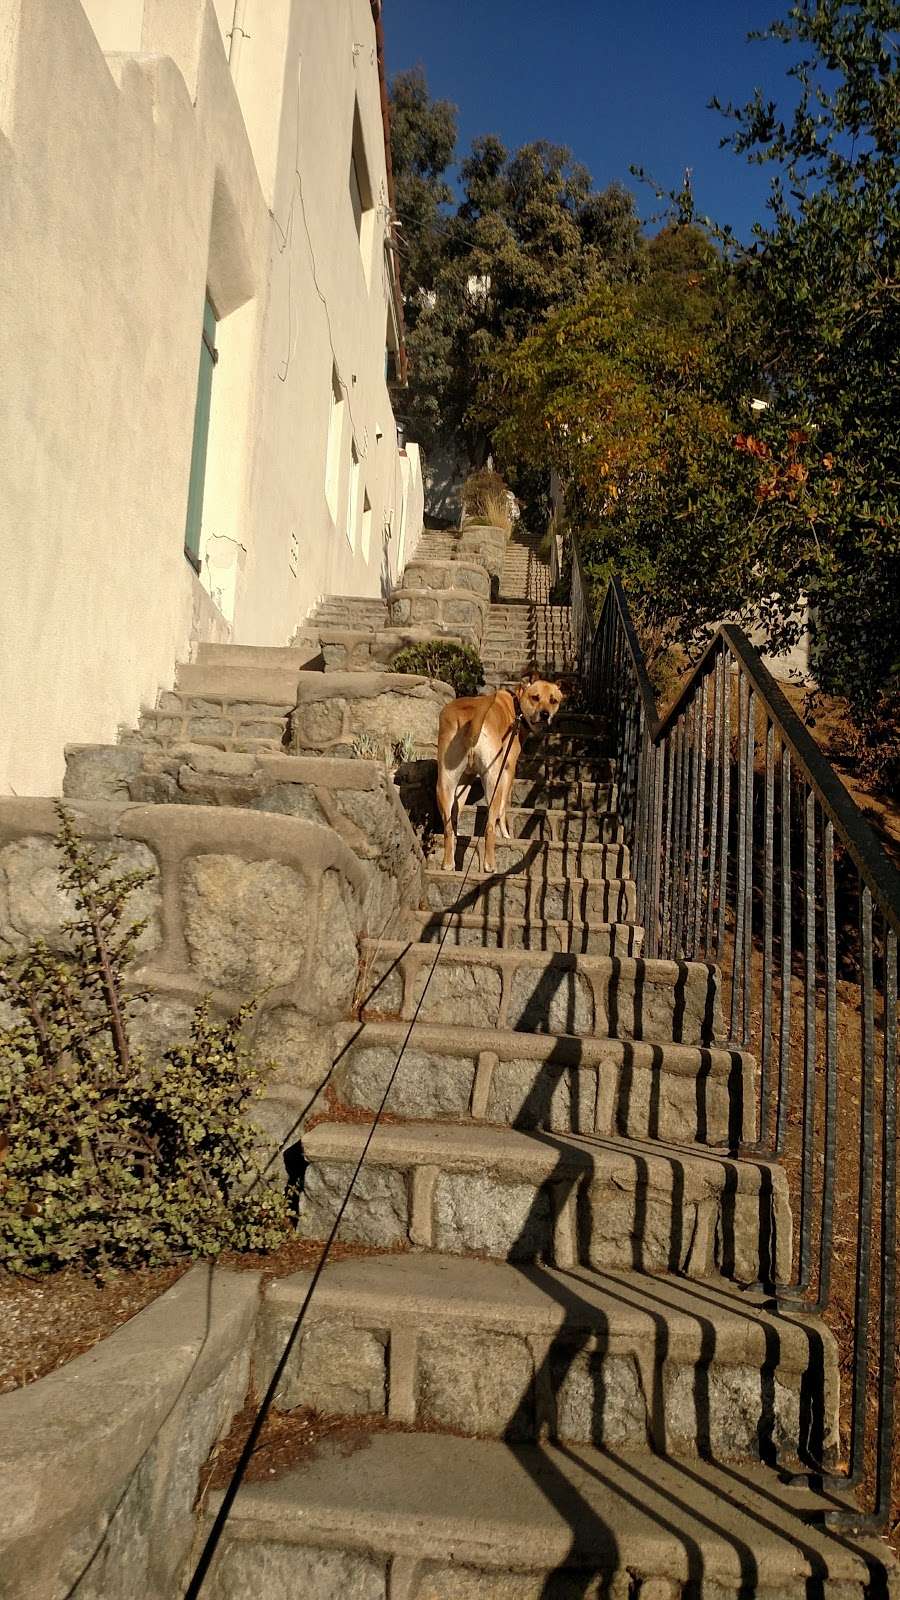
top-left (461, 467), bottom-right (513, 534)
top-left (390, 640), bottom-right (484, 698)
top-left (0, 808), bottom-right (293, 1276)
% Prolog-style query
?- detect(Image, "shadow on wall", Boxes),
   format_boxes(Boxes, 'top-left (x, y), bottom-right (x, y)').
top-left (424, 443), bottom-right (470, 526)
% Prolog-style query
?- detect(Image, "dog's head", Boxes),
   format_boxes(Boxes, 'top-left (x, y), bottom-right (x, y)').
top-left (514, 676), bottom-right (565, 731)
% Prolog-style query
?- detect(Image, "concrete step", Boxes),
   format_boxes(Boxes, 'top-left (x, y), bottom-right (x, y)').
top-left (517, 752), bottom-right (616, 781)
top-left (312, 597), bottom-right (388, 619)
top-left (430, 837), bottom-right (630, 880)
top-left (413, 909), bottom-right (641, 958)
top-left (172, 661), bottom-right (300, 702)
top-left (136, 691), bottom-right (291, 754)
top-left (359, 940), bottom-right (721, 1045)
top-left (331, 1019), bottom-right (753, 1145)
top-left (525, 732), bottom-right (611, 757)
top-left (200, 1432), bottom-right (894, 1600)
top-left (454, 803), bottom-right (623, 844)
top-left (192, 643), bottom-right (312, 671)
top-left (297, 1120), bottom-right (789, 1282)
top-left (511, 776), bottom-right (617, 808)
top-left (423, 868), bottom-right (637, 923)
top-left (255, 1253), bottom-right (834, 1462)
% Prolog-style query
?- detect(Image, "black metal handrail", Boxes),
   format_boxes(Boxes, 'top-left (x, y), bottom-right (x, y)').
top-left (570, 540), bottom-right (898, 1532)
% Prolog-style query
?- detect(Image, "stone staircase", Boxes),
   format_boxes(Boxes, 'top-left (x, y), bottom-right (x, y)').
top-left (50, 516), bottom-right (895, 1594)
top-left (197, 697), bottom-right (890, 1593)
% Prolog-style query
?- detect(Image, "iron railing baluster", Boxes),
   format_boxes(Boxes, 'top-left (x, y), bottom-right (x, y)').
top-left (570, 556), bottom-right (900, 1530)
top-left (705, 648), bottom-right (724, 958)
top-left (797, 787), bottom-right (818, 1292)
top-left (717, 663), bottom-right (731, 963)
top-left (688, 677), bottom-right (707, 958)
top-left (848, 881), bottom-right (875, 1488)
top-left (875, 927), bottom-right (897, 1524)
top-left (816, 820), bottom-right (838, 1313)
top-left (742, 688), bottom-right (756, 1044)
top-left (731, 673), bottom-right (749, 1041)
top-left (759, 719), bottom-right (775, 1144)
top-left (776, 745), bottom-right (792, 1156)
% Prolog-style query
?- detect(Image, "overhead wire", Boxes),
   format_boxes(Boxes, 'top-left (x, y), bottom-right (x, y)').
top-left (183, 709), bottom-right (524, 1597)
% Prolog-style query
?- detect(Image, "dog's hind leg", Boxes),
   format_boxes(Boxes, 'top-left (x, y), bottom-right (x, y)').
top-left (487, 740), bottom-right (520, 861)
top-left (436, 766), bottom-right (459, 872)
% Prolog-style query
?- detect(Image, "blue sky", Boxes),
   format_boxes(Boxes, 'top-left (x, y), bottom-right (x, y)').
top-left (384, 0), bottom-right (801, 244)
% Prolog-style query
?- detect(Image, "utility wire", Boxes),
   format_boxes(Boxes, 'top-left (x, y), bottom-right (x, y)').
top-left (183, 709), bottom-right (524, 1598)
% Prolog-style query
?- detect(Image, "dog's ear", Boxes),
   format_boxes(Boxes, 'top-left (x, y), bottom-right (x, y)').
top-left (514, 677), bottom-right (533, 696)
top-left (555, 674), bottom-right (576, 698)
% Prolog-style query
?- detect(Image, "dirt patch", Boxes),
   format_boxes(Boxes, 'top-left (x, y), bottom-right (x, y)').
top-left (0, 1234), bottom-right (404, 1396)
top-left (0, 1263), bottom-right (187, 1394)
top-left (199, 1397), bottom-right (416, 1496)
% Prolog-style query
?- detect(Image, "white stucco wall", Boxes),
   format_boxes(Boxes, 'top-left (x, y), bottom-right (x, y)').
top-left (228, 0), bottom-right (413, 642)
top-left (0, 0), bottom-right (419, 796)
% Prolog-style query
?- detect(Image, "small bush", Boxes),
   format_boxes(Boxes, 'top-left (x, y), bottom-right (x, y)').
top-left (461, 467), bottom-right (513, 534)
top-left (390, 641), bottom-right (484, 698)
top-left (350, 731), bottom-right (386, 762)
top-left (0, 808), bottom-right (293, 1277)
top-left (350, 730), bottom-right (418, 767)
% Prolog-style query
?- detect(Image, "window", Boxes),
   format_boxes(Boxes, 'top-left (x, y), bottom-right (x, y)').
top-left (349, 100), bottom-right (375, 284)
top-left (346, 442), bottom-right (361, 551)
top-left (361, 490), bottom-right (372, 561)
top-left (324, 365), bottom-right (344, 521)
top-left (184, 294), bottom-right (218, 571)
top-left (385, 297), bottom-right (401, 383)
top-left (396, 481), bottom-right (408, 574)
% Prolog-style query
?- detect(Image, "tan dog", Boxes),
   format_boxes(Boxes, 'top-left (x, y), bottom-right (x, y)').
top-left (436, 678), bottom-right (565, 873)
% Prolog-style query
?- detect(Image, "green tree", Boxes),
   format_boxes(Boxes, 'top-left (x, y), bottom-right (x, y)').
top-left (388, 70), bottom-right (645, 457)
top-left (481, 228), bottom-right (773, 643)
top-left (388, 67), bottom-right (458, 296)
top-left (714, 0), bottom-right (900, 729)
top-left (482, 1), bottom-right (899, 765)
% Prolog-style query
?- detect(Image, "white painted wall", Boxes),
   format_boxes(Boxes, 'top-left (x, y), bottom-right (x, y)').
top-left (229, 0), bottom-right (413, 642)
top-left (0, 0), bottom-right (420, 796)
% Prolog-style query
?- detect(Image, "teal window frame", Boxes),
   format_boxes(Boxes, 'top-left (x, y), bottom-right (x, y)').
top-left (184, 294), bottom-right (218, 572)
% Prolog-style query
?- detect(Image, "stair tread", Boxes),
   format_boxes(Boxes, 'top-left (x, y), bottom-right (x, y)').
top-left (362, 937), bottom-right (711, 981)
top-left (334, 1018), bottom-right (749, 1078)
top-left (302, 1120), bottom-right (780, 1191)
top-left (172, 662), bottom-right (299, 701)
top-left (206, 1432), bottom-right (886, 1588)
top-left (263, 1251), bottom-right (821, 1368)
top-left (413, 908), bottom-right (641, 950)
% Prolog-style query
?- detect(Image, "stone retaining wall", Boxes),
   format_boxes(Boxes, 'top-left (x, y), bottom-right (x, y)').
top-left (456, 523), bottom-right (509, 593)
top-left (316, 624), bottom-right (469, 673)
top-left (400, 557), bottom-right (491, 601)
top-left (0, 797), bottom-right (385, 1147)
top-left (0, 1266), bottom-right (258, 1600)
top-left (63, 748), bottom-right (424, 938)
top-left (388, 586), bottom-right (488, 647)
top-left (290, 672), bottom-right (454, 757)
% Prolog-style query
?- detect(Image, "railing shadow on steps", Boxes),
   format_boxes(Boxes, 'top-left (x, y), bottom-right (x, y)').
top-left (568, 541), bottom-right (899, 1534)
top-left (487, 1072), bottom-right (867, 1598)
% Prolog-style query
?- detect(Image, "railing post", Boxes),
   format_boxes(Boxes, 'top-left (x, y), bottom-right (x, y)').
top-left (570, 567), bottom-right (900, 1529)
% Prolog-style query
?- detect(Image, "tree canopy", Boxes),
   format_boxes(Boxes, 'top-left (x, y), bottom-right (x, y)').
top-left (390, 4), bottom-right (899, 759)
top-left (388, 75), bottom-right (644, 453)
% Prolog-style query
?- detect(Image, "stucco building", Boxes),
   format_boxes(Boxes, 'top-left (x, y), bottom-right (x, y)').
top-left (0, 0), bottom-right (422, 796)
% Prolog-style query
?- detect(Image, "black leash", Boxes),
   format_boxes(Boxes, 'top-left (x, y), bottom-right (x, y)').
top-left (183, 706), bottom-right (522, 1597)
